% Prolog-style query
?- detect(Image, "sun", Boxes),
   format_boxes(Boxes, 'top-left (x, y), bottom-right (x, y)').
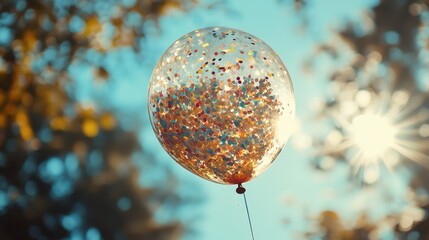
top-left (350, 114), bottom-right (397, 159)
top-left (319, 89), bottom-right (429, 184)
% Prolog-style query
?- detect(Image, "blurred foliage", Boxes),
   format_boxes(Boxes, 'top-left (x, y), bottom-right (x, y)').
top-left (0, 0), bottom-right (201, 239)
top-left (304, 211), bottom-right (375, 240)
top-left (289, 0), bottom-right (429, 239)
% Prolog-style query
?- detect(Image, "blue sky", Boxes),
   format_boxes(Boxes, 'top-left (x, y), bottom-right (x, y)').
top-left (68, 0), bottom-right (422, 239)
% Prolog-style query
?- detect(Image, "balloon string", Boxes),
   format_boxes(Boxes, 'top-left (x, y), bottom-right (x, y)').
top-left (243, 192), bottom-right (255, 240)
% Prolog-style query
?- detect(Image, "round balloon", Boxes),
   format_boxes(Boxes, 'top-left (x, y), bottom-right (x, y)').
top-left (148, 27), bottom-right (295, 185)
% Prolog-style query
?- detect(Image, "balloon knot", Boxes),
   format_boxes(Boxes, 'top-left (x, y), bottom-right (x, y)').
top-left (236, 184), bottom-right (246, 194)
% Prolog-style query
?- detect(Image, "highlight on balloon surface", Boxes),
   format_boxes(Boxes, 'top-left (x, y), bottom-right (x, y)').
top-left (148, 26), bottom-right (295, 187)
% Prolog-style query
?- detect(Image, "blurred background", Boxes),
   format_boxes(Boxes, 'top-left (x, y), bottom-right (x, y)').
top-left (1, 0), bottom-right (428, 239)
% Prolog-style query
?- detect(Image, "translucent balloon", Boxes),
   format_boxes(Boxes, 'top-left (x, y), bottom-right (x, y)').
top-left (148, 27), bottom-right (295, 184)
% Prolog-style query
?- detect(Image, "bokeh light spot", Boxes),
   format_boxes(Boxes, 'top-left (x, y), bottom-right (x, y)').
top-left (100, 113), bottom-right (116, 130)
top-left (65, 153), bottom-right (79, 177)
top-left (384, 31), bottom-right (400, 45)
top-left (24, 181), bottom-right (37, 196)
top-left (51, 178), bottom-right (73, 198)
top-left (0, 190), bottom-right (9, 211)
top-left (419, 124), bottom-right (429, 137)
top-left (39, 157), bottom-right (64, 182)
top-left (355, 90), bottom-right (371, 107)
top-left (86, 227), bottom-right (101, 240)
top-left (87, 151), bottom-right (103, 175)
top-left (82, 119), bottom-right (99, 137)
top-left (62, 214), bottom-right (81, 231)
top-left (117, 197), bottom-right (131, 211)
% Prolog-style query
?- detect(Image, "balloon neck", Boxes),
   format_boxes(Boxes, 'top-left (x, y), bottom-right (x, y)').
top-left (236, 183), bottom-right (246, 194)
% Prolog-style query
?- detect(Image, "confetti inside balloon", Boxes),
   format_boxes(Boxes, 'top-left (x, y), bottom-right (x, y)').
top-left (148, 27), bottom-right (295, 185)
